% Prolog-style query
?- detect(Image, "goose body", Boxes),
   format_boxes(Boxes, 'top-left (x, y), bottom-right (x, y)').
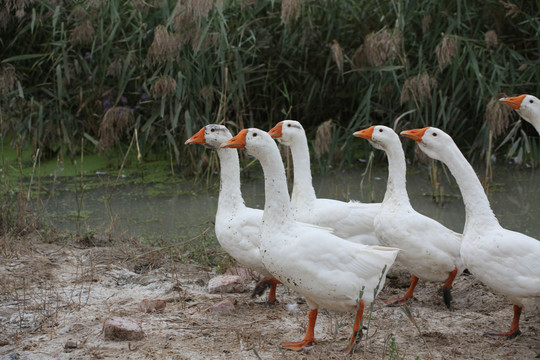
top-left (354, 126), bottom-right (463, 307)
top-left (269, 121), bottom-right (380, 245)
top-left (402, 127), bottom-right (540, 338)
top-left (500, 94), bottom-right (540, 134)
top-left (222, 128), bottom-right (399, 352)
top-left (185, 125), bottom-right (280, 302)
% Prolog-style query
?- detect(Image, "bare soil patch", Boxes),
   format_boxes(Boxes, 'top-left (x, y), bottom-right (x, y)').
top-left (1, 234), bottom-right (539, 359)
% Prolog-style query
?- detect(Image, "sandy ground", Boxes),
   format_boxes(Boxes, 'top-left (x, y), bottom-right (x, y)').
top-left (1, 234), bottom-right (539, 360)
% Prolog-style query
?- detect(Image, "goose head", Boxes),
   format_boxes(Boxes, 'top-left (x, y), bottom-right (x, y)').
top-left (220, 128), bottom-right (276, 158)
top-left (400, 127), bottom-right (456, 161)
top-left (499, 94), bottom-right (540, 131)
top-left (184, 124), bottom-right (232, 149)
top-left (353, 125), bottom-right (399, 151)
top-left (268, 120), bottom-right (305, 146)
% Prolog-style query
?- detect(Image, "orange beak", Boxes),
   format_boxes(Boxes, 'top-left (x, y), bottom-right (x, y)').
top-left (400, 127), bottom-right (430, 143)
top-left (268, 122), bottom-right (283, 138)
top-left (185, 127), bottom-right (206, 145)
top-left (499, 95), bottom-right (526, 110)
top-left (221, 129), bottom-right (248, 148)
top-left (353, 126), bottom-right (375, 140)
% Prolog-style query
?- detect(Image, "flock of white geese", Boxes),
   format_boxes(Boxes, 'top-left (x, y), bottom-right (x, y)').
top-left (185, 94), bottom-right (540, 353)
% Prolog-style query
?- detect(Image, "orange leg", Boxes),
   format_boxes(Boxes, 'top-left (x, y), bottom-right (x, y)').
top-left (344, 300), bottom-right (365, 354)
top-left (483, 305), bottom-right (522, 339)
top-left (442, 266), bottom-right (458, 308)
top-left (252, 277), bottom-right (281, 304)
top-left (282, 309), bottom-right (318, 351)
top-left (386, 275), bottom-right (418, 306)
top-left (268, 282), bottom-right (278, 304)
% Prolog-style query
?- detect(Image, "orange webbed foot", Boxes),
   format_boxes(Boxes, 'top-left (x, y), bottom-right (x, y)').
top-left (483, 330), bottom-right (521, 340)
top-left (386, 276), bottom-right (417, 307)
top-left (281, 339), bottom-right (317, 351)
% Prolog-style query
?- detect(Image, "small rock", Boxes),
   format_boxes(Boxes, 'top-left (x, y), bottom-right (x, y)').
top-left (205, 299), bottom-right (235, 313)
top-left (64, 340), bottom-right (78, 349)
top-left (0, 337), bottom-right (9, 346)
top-left (207, 275), bottom-right (244, 294)
top-left (64, 340), bottom-right (78, 352)
top-left (137, 299), bottom-right (167, 313)
top-left (103, 317), bottom-right (144, 341)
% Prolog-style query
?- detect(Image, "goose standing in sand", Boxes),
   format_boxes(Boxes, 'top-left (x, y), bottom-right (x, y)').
top-left (185, 125), bottom-right (281, 303)
top-left (354, 125), bottom-right (463, 308)
top-left (222, 128), bottom-right (399, 353)
top-left (402, 126), bottom-right (540, 338)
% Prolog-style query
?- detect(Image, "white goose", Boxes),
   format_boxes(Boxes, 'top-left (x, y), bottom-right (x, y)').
top-left (221, 128), bottom-right (399, 353)
top-left (354, 125), bottom-right (463, 308)
top-left (268, 120), bottom-right (380, 245)
top-left (185, 125), bottom-right (281, 303)
top-left (401, 127), bottom-right (540, 338)
top-left (500, 94), bottom-right (540, 134)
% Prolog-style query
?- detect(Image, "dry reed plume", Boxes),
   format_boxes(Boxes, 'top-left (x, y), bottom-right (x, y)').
top-left (499, 0), bottom-right (520, 18)
top-left (106, 59), bottom-right (123, 78)
top-left (147, 25), bottom-right (180, 65)
top-left (171, 0), bottom-right (221, 51)
top-left (0, 0), bottom-right (34, 29)
top-left (484, 30), bottom-right (498, 50)
top-left (131, 0), bottom-right (150, 14)
top-left (485, 97), bottom-right (511, 137)
top-left (69, 6), bottom-right (88, 22)
top-left (331, 40), bottom-right (344, 72)
top-left (0, 64), bottom-right (19, 96)
top-left (171, 0), bottom-right (221, 30)
top-left (281, 0), bottom-right (302, 26)
top-left (314, 119), bottom-right (334, 157)
top-left (188, 0), bottom-right (215, 19)
top-left (151, 76), bottom-right (178, 98)
top-left (99, 106), bottom-right (135, 149)
top-left (400, 72), bottom-right (437, 105)
top-left (436, 34), bottom-right (457, 70)
top-left (70, 19), bottom-right (95, 46)
top-left (361, 29), bottom-right (402, 67)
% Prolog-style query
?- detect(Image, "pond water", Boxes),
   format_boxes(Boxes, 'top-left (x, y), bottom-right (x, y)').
top-left (35, 161), bottom-right (540, 242)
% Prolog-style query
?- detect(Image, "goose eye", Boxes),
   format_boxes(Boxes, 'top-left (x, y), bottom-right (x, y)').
top-left (253, 133), bottom-right (257, 137)
top-left (287, 124), bottom-right (291, 127)
top-left (379, 128), bottom-right (383, 132)
top-left (530, 100), bottom-right (534, 104)
top-left (210, 128), bottom-right (215, 132)
top-left (432, 133), bottom-right (437, 137)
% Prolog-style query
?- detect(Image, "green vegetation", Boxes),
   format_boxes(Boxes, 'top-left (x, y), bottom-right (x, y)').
top-left (1, 0), bottom-right (539, 255)
top-left (1, 0), bottom-right (539, 177)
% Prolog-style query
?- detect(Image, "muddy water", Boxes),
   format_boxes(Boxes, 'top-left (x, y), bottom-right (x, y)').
top-left (37, 163), bottom-right (540, 241)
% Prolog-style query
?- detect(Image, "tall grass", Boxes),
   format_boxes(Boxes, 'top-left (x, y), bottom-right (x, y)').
top-left (1, 0), bottom-right (539, 175)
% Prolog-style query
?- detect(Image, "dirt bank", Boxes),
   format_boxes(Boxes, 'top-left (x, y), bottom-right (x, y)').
top-left (1, 235), bottom-right (538, 359)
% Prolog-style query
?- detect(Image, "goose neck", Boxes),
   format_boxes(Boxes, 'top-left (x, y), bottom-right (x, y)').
top-left (525, 112), bottom-right (540, 135)
top-left (216, 147), bottom-right (244, 207)
top-left (383, 142), bottom-right (410, 205)
top-left (257, 146), bottom-right (293, 225)
top-left (288, 137), bottom-right (317, 204)
top-left (440, 145), bottom-right (499, 230)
